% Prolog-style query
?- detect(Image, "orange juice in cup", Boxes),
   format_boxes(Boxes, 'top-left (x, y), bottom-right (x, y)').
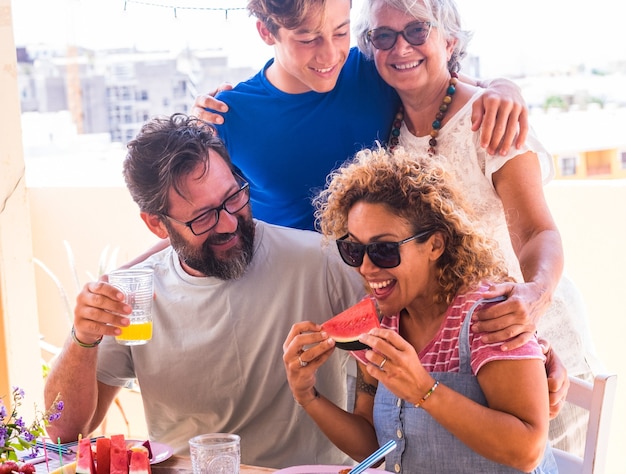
top-left (109, 268), bottom-right (154, 345)
top-left (117, 320), bottom-right (153, 342)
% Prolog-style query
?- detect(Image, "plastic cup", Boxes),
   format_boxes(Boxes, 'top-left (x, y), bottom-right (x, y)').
top-left (189, 433), bottom-right (240, 474)
top-left (108, 268), bottom-right (154, 345)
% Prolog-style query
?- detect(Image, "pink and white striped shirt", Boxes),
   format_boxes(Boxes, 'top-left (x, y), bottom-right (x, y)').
top-left (352, 285), bottom-right (545, 374)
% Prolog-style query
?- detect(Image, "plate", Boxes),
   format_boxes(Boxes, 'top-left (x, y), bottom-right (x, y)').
top-left (126, 439), bottom-right (174, 465)
top-left (274, 466), bottom-right (382, 474)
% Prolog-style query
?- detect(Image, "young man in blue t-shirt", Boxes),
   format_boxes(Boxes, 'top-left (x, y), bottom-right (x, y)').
top-left (192, 0), bottom-right (528, 230)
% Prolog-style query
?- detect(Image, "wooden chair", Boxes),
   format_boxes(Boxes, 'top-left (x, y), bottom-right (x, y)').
top-left (553, 373), bottom-right (618, 473)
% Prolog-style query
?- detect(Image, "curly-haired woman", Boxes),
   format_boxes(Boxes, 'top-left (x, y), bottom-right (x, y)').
top-left (283, 147), bottom-right (557, 473)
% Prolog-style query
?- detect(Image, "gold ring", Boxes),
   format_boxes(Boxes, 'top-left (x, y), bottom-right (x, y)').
top-left (379, 357), bottom-right (387, 370)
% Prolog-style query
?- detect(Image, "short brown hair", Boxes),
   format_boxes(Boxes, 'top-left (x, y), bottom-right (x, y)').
top-left (124, 113), bottom-right (233, 216)
top-left (248, 0), bottom-right (327, 36)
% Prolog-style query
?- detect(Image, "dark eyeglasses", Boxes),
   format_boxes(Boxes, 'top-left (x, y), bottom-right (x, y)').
top-left (366, 21), bottom-right (435, 51)
top-left (336, 230), bottom-right (432, 269)
top-left (163, 175), bottom-right (250, 236)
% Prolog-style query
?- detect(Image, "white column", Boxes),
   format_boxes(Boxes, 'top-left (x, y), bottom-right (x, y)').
top-left (0, 0), bottom-right (44, 410)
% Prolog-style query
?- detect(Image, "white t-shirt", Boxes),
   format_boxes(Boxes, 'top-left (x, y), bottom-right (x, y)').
top-left (97, 220), bottom-right (365, 468)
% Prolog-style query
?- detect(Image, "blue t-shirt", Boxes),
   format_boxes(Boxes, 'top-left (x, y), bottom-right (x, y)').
top-left (214, 47), bottom-right (400, 230)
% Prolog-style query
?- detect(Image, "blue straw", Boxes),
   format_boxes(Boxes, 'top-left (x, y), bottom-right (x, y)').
top-left (349, 439), bottom-right (397, 474)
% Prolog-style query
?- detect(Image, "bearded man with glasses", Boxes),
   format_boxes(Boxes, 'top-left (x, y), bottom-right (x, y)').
top-left (43, 113), bottom-right (368, 468)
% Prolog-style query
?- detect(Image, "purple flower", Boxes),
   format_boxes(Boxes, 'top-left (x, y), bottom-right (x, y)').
top-left (12, 387), bottom-right (25, 399)
top-left (15, 416), bottom-right (26, 429)
top-left (1, 387), bottom-right (64, 462)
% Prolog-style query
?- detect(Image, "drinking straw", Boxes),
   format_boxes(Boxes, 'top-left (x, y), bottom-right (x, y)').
top-left (57, 438), bottom-right (64, 468)
top-left (43, 437), bottom-right (49, 472)
top-left (349, 439), bottom-right (397, 474)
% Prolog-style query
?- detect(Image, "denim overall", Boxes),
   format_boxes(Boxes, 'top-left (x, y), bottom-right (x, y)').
top-left (373, 299), bottom-right (558, 473)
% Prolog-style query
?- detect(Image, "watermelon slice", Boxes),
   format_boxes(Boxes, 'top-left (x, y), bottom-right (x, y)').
top-left (128, 451), bottom-right (151, 474)
top-left (75, 438), bottom-right (96, 474)
top-left (95, 437), bottom-right (111, 474)
top-left (322, 297), bottom-right (380, 350)
top-left (109, 435), bottom-right (128, 474)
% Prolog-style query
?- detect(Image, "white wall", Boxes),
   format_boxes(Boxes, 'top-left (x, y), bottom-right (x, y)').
top-left (544, 180), bottom-right (626, 473)
top-left (29, 186), bottom-right (158, 350)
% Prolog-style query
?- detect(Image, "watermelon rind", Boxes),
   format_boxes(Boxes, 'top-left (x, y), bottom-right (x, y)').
top-left (335, 339), bottom-right (372, 351)
top-left (75, 438), bottom-right (96, 474)
top-left (129, 451), bottom-right (151, 474)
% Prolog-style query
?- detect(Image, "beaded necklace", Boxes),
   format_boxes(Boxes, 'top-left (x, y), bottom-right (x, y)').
top-left (388, 71), bottom-right (459, 155)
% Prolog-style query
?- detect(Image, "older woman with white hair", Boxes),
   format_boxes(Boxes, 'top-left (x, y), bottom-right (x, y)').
top-left (352, 0), bottom-right (596, 457)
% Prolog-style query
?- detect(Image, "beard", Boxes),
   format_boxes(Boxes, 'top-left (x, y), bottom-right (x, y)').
top-left (166, 215), bottom-right (255, 280)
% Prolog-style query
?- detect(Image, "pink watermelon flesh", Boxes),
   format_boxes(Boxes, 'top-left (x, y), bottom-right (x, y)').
top-left (96, 437), bottom-right (111, 474)
top-left (76, 438), bottom-right (96, 474)
top-left (109, 435), bottom-right (128, 474)
top-left (129, 451), bottom-right (151, 474)
top-left (322, 298), bottom-right (380, 350)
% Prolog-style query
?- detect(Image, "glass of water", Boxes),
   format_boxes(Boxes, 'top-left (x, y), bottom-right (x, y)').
top-left (189, 433), bottom-right (240, 474)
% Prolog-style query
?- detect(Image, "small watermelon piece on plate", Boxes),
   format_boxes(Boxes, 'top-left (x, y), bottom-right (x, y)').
top-left (322, 298), bottom-right (380, 350)
top-left (109, 435), bottom-right (128, 474)
top-left (96, 437), bottom-right (111, 474)
top-left (75, 438), bottom-right (96, 474)
top-left (128, 451), bottom-right (151, 474)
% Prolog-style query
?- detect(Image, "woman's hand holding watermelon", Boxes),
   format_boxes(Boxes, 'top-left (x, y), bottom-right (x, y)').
top-left (358, 328), bottom-right (435, 407)
top-left (283, 321), bottom-right (336, 407)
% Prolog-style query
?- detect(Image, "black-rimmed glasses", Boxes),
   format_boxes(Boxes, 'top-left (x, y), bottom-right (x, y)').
top-left (366, 21), bottom-right (435, 51)
top-left (336, 230), bottom-right (432, 269)
top-left (163, 175), bottom-right (250, 236)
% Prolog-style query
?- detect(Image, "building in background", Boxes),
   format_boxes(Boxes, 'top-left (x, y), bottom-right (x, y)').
top-left (16, 46), bottom-right (626, 180)
top-left (17, 45), bottom-right (255, 144)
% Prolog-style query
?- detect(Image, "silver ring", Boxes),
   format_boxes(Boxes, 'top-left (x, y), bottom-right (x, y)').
top-left (298, 355), bottom-right (308, 367)
top-left (379, 357), bottom-right (387, 370)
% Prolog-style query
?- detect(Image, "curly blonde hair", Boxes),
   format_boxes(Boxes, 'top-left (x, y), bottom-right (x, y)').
top-left (314, 146), bottom-right (514, 305)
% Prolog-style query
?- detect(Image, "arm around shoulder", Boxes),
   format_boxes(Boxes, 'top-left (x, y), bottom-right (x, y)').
top-left (462, 74), bottom-right (529, 154)
top-left (116, 238), bottom-right (170, 270)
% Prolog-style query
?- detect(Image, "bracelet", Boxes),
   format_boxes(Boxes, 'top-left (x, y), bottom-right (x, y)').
top-left (71, 326), bottom-right (103, 348)
top-left (415, 380), bottom-right (439, 408)
top-left (295, 387), bottom-right (320, 408)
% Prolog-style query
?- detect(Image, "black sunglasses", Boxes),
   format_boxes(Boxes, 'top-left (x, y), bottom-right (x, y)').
top-left (336, 230), bottom-right (432, 269)
top-left (366, 21), bottom-right (435, 51)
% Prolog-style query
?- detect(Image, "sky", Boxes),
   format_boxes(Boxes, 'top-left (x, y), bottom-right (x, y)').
top-left (10, 0), bottom-right (626, 77)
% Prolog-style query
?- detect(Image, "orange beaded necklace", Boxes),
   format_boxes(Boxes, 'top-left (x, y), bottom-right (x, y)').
top-left (388, 72), bottom-right (458, 155)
